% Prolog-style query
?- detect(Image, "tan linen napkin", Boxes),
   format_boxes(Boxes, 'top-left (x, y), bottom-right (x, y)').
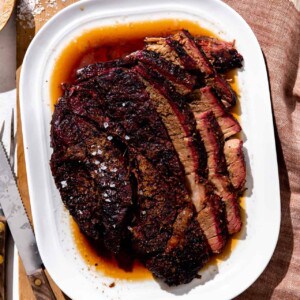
top-left (223, 0), bottom-right (300, 299)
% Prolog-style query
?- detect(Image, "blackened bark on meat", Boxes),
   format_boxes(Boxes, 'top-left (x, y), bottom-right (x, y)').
top-left (195, 36), bottom-right (243, 73)
top-left (73, 68), bottom-right (185, 182)
top-left (166, 30), bottom-right (214, 76)
top-left (75, 59), bottom-right (135, 82)
top-left (129, 50), bottom-right (196, 94)
top-left (50, 100), bottom-right (133, 253)
top-left (51, 29), bottom-right (246, 285)
top-left (146, 214), bottom-right (210, 286)
top-left (130, 155), bottom-right (191, 255)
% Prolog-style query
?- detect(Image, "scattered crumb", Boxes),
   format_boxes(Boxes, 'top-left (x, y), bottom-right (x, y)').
top-left (109, 282), bottom-right (115, 288)
top-left (195, 274), bottom-right (202, 279)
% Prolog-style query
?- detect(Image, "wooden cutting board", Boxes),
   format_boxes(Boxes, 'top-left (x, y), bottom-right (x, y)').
top-left (16, 1), bottom-right (76, 299)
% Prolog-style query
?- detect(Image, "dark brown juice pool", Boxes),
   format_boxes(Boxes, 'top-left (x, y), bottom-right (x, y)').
top-left (50, 19), bottom-right (243, 280)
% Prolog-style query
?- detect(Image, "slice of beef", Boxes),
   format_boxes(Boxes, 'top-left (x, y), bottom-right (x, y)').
top-left (189, 86), bottom-right (241, 139)
top-left (50, 99), bottom-right (132, 253)
top-left (197, 192), bottom-right (227, 253)
top-left (133, 62), bottom-right (227, 253)
top-left (166, 30), bottom-right (213, 76)
top-left (224, 138), bottom-right (246, 191)
top-left (129, 50), bottom-right (196, 94)
top-left (195, 111), bottom-right (242, 234)
top-left (145, 30), bottom-right (237, 108)
top-left (130, 155), bottom-right (191, 255)
top-left (195, 36), bottom-right (243, 73)
top-left (206, 76), bottom-right (237, 108)
top-left (145, 36), bottom-right (182, 66)
top-left (75, 58), bottom-right (135, 82)
top-left (132, 61), bottom-right (207, 179)
top-left (146, 209), bottom-right (210, 286)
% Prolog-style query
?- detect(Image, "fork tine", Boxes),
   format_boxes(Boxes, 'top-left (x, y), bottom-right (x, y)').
top-left (0, 121), bottom-right (4, 141)
top-left (9, 108), bottom-right (15, 168)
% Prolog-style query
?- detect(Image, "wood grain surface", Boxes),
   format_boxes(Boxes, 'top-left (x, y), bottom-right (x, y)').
top-left (0, 0), bottom-right (16, 31)
top-left (17, 1), bottom-right (76, 299)
top-left (0, 216), bottom-right (7, 300)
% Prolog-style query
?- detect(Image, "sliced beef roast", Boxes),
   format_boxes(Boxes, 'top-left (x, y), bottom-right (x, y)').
top-left (50, 30), bottom-right (246, 286)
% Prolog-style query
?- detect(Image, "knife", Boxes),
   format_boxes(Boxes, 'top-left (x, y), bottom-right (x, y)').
top-left (0, 141), bottom-right (56, 300)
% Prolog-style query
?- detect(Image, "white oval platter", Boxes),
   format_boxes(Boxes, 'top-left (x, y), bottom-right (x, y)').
top-left (20, 0), bottom-right (280, 299)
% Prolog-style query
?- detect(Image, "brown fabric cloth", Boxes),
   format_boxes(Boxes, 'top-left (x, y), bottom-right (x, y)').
top-left (222, 0), bottom-right (300, 299)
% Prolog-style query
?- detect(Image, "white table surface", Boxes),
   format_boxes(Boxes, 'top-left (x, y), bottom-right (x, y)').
top-left (0, 10), bottom-right (19, 300)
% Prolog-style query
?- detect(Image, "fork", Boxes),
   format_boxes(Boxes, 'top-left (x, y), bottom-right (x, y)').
top-left (0, 109), bottom-right (16, 300)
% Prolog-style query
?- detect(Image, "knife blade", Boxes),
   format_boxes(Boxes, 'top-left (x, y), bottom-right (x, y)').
top-left (0, 141), bottom-right (56, 300)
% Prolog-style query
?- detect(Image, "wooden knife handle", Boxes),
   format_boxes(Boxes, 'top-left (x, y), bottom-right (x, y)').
top-left (28, 269), bottom-right (56, 300)
top-left (0, 215), bottom-right (7, 300)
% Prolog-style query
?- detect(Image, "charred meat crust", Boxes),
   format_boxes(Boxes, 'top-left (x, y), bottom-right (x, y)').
top-left (129, 50), bottom-right (196, 94)
top-left (146, 214), bottom-right (210, 286)
top-left (130, 155), bottom-right (192, 255)
top-left (75, 58), bottom-right (135, 82)
top-left (166, 30), bottom-right (214, 76)
top-left (195, 36), bottom-right (243, 73)
top-left (50, 100), bottom-right (132, 253)
top-left (72, 68), bottom-right (185, 182)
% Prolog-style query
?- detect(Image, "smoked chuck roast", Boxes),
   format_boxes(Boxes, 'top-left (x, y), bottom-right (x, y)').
top-left (50, 30), bottom-right (245, 286)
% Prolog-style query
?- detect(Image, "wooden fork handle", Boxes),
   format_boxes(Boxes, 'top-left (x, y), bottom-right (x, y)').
top-left (28, 268), bottom-right (56, 300)
top-left (0, 215), bottom-right (7, 300)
